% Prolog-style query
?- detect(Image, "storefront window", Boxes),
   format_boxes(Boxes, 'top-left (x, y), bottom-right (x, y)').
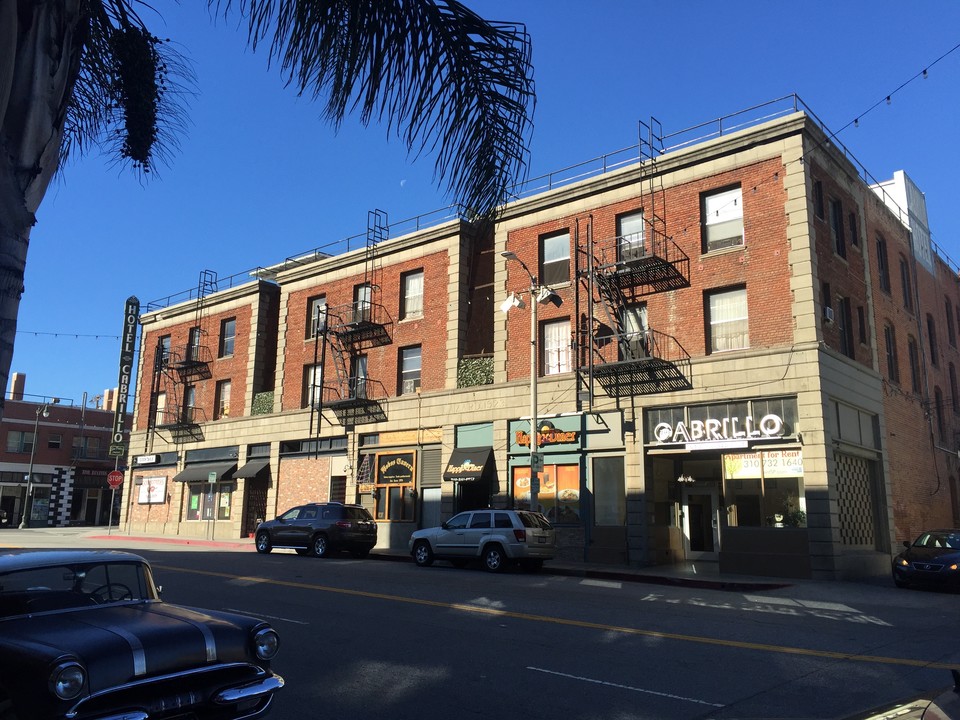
top-left (592, 456), bottom-right (625, 526)
top-left (722, 451), bottom-right (805, 527)
top-left (374, 452), bottom-right (416, 522)
top-left (186, 483), bottom-right (233, 521)
top-left (512, 464), bottom-right (580, 523)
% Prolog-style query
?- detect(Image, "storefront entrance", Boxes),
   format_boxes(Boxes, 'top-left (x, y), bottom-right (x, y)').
top-left (681, 484), bottom-right (720, 561)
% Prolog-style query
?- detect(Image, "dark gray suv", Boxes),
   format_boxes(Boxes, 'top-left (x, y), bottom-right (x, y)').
top-left (255, 502), bottom-right (377, 558)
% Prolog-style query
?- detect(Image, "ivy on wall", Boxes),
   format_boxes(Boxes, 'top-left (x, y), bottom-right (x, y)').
top-left (457, 356), bottom-right (493, 388)
top-left (251, 391), bottom-right (274, 415)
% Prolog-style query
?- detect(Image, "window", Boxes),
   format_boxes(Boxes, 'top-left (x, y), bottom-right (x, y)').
top-left (821, 282), bottom-right (832, 315)
top-left (156, 335), bottom-right (171, 370)
top-left (354, 284), bottom-right (372, 324)
top-left (616, 211), bottom-right (645, 262)
top-left (829, 199), bottom-right (846, 258)
top-left (6, 430), bottom-right (34, 454)
top-left (400, 270), bottom-right (424, 320)
top-left (857, 306), bottom-right (867, 345)
top-left (512, 463), bottom-right (581, 522)
top-left (899, 256), bottom-right (912, 312)
top-left (876, 235), bottom-right (891, 292)
top-left (540, 232), bottom-right (570, 286)
top-left (219, 318), bottom-right (236, 358)
top-left (812, 179), bottom-right (824, 220)
top-left (951, 364), bottom-right (959, 413)
top-left (214, 379), bottom-right (232, 419)
top-left (72, 436), bottom-right (101, 459)
top-left (928, 314), bottom-right (939, 367)
top-left (48, 433), bottom-right (62, 449)
top-left (399, 346), bottom-right (422, 395)
top-left (187, 483), bottom-right (233, 521)
top-left (723, 460), bottom-right (806, 528)
top-left (373, 452), bottom-right (416, 522)
top-left (621, 304), bottom-right (648, 359)
top-left (187, 327), bottom-right (202, 362)
top-left (306, 295), bottom-right (327, 339)
top-left (543, 319), bottom-right (571, 375)
top-left (884, 324), bottom-right (899, 383)
top-left (838, 297), bottom-right (854, 358)
top-left (154, 392), bottom-right (167, 426)
top-left (702, 186), bottom-right (743, 252)
top-left (592, 456), bottom-right (626, 526)
top-left (303, 364), bottom-right (323, 408)
top-left (707, 287), bottom-right (749, 353)
top-left (351, 355), bottom-right (368, 398)
top-left (947, 299), bottom-right (957, 347)
top-left (908, 337), bottom-right (921, 393)
top-left (848, 212), bottom-right (859, 247)
top-left (183, 385), bottom-right (197, 423)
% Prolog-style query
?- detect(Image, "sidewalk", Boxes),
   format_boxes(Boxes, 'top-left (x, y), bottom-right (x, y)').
top-left (75, 529), bottom-right (793, 591)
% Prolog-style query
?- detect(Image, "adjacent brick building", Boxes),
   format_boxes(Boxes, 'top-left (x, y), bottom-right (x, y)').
top-left (122, 97), bottom-right (960, 580)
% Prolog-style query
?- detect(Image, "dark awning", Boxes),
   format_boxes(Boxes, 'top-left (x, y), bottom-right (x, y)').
top-left (173, 462), bottom-right (236, 483)
top-left (234, 458), bottom-right (270, 479)
top-left (443, 447), bottom-right (494, 482)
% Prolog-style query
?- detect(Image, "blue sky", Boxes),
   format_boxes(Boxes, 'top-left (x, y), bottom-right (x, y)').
top-left (12, 0), bottom-right (960, 407)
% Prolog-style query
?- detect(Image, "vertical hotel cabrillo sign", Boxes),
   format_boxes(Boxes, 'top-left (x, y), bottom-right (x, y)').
top-left (109, 297), bottom-right (139, 457)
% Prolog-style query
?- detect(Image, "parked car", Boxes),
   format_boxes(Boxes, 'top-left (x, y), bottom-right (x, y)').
top-left (255, 502), bottom-right (377, 558)
top-left (0, 549), bottom-right (283, 720)
top-left (892, 529), bottom-right (960, 589)
top-left (408, 509), bottom-right (555, 572)
top-left (845, 670), bottom-right (960, 719)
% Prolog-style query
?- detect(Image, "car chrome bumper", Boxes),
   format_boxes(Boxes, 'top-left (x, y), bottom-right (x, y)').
top-left (214, 673), bottom-right (285, 705)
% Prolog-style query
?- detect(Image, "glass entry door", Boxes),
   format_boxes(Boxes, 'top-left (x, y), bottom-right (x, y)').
top-left (681, 484), bottom-right (720, 561)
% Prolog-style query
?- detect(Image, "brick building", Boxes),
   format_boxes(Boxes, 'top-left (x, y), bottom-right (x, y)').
top-left (1, 373), bottom-right (128, 528)
top-left (122, 97), bottom-right (960, 580)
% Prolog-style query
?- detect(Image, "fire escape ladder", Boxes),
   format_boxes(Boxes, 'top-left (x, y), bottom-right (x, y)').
top-left (583, 121), bottom-right (693, 397)
top-left (324, 210), bottom-right (390, 425)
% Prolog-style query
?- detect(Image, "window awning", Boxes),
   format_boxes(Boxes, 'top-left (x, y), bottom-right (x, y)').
top-left (234, 459), bottom-right (270, 479)
top-left (443, 447), bottom-right (494, 482)
top-left (173, 462), bottom-right (236, 483)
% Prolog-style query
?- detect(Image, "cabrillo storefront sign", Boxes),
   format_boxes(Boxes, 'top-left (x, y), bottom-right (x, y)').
top-left (647, 398), bottom-right (797, 449)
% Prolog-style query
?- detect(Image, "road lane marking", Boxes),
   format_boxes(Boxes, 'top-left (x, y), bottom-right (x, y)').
top-left (580, 579), bottom-right (622, 589)
top-left (154, 564), bottom-right (959, 671)
top-left (528, 667), bottom-right (724, 708)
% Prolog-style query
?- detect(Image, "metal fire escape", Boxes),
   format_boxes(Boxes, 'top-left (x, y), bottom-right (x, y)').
top-left (316, 210), bottom-right (391, 427)
top-left (578, 119), bottom-right (693, 401)
top-left (150, 270), bottom-right (217, 442)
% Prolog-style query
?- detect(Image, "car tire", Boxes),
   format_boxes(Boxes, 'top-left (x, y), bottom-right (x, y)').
top-left (413, 541), bottom-right (434, 567)
top-left (255, 532), bottom-right (272, 554)
top-left (482, 544), bottom-right (507, 573)
top-left (520, 559), bottom-right (544, 573)
top-left (311, 534), bottom-right (330, 558)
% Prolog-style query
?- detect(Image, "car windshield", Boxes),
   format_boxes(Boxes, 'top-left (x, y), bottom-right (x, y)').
top-left (914, 532), bottom-right (960, 549)
top-left (0, 561), bottom-right (156, 618)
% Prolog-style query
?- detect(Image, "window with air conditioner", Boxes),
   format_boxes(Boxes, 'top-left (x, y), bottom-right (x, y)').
top-left (399, 346), bottom-right (422, 395)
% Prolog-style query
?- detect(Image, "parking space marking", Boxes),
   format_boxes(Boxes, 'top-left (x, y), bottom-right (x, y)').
top-left (580, 579), bottom-right (622, 589)
top-left (528, 667), bottom-right (723, 708)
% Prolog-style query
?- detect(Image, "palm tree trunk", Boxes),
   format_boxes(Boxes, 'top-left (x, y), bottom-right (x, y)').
top-left (0, 0), bottom-right (84, 411)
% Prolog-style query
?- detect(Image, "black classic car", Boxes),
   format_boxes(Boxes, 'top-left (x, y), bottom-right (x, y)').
top-left (0, 550), bottom-right (283, 719)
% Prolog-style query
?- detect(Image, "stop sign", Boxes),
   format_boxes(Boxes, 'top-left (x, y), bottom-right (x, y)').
top-left (107, 471), bottom-right (124, 489)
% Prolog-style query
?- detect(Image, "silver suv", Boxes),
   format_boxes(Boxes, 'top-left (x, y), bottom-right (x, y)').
top-left (408, 509), bottom-right (555, 573)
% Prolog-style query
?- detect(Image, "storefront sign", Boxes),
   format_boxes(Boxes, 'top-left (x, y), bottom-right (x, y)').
top-left (653, 414), bottom-right (785, 445)
top-left (515, 421), bottom-right (580, 448)
top-left (137, 476), bottom-right (166, 504)
top-left (110, 296), bottom-right (139, 457)
top-left (723, 450), bottom-right (803, 479)
top-left (377, 452), bottom-right (415, 484)
top-left (135, 454), bottom-right (159, 465)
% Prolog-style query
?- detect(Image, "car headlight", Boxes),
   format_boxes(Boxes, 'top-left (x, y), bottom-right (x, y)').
top-left (897, 558), bottom-right (909, 567)
top-left (948, 563), bottom-right (959, 571)
top-left (50, 661), bottom-right (85, 700)
top-left (253, 627), bottom-right (280, 660)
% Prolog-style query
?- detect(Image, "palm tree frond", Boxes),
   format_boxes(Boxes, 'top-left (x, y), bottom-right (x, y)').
top-left (219, 0), bottom-right (535, 220)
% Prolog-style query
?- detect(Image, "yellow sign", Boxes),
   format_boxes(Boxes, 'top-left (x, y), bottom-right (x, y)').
top-left (723, 450), bottom-right (803, 479)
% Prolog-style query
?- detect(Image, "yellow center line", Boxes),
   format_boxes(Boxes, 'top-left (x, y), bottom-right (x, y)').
top-left (156, 564), bottom-right (960, 671)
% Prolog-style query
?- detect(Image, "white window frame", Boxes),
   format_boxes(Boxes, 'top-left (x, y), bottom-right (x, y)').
top-left (400, 271), bottom-right (424, 320)
top-left (304, 364), bottom-right (323, 408)
top-left (708, 288), bottom-right (749, 353)
top-left (155, 391), bottom-right (166, 426)
top-left (215, 379), bottom-right (232, 419)
top-left (617, 211), bottom-right (645, 262)
top-left (543, 319), bottom-right (571, 375)
top-left (307, 296), bottom-right (327, 339)
top-left (400, 345), bottom-right (422, 394)
top-left (541, 232), bottom-right (571, 286)
top-left (703, 187), bottom-right (744, 252)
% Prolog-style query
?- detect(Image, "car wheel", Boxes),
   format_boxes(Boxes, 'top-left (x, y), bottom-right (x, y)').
top-left (255, 531), bottom-right (272, 554)
top-left (520, 559), bottom-right (544, 573)
top-left (450, 559), bottom-right (468, 569)
top-left (311, 534), bottom-right (330, 558)
top-left (351, 548), bottom-right (371, 559)
top-left (413, 541), bottom-right (434, 567)
top-left (482, 544), bottom-right (507, 573)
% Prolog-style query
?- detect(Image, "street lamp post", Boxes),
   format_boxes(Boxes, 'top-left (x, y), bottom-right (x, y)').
top-left (19, 402), bottom-right (52, 529)
top-left (502, 251), bottom-right (562, 516)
